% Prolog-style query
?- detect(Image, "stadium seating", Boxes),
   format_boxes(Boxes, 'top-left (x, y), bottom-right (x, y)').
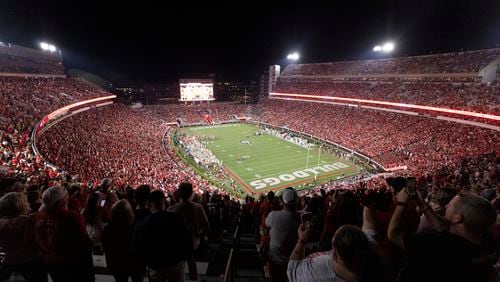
top-left (275, 48), bottom-right (500, 124)
top-left (0, 44), bottom-right (64, 75)
top-left (281, 48), bottom-right (500, 76)
top-left (0, 46), bottom-right (499, 282)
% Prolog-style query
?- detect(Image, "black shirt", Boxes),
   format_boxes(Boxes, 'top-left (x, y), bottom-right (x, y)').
top-left (398, 231), bottom-right (498, 282)
top-left (133, 210), bottom-right (193, 269)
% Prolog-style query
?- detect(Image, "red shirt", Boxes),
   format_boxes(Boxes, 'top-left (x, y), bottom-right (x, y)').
top-left (259, 200), bottom-right (280, 227)
top-left (28, 207), bottom-right (92, 264)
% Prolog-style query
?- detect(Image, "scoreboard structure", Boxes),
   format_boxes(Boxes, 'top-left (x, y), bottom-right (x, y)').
top-left (179, 79), bottom-right (215, 102)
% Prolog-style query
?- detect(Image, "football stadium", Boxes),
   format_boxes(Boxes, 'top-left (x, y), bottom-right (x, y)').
top-left (176, 123), bottom-right (363, 194)
top-left (0, 1), bottom-right (499, 282)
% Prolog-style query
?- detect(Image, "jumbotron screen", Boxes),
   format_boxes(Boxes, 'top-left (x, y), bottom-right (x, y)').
top-left (179, 79), bottom-right (215, 101)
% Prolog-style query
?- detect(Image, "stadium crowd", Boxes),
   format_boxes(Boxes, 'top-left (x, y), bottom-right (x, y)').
top-left (274, 80), bottom-right (500, 116)
top-left (281, 48), bottom-right (500, 76)
top-left (0, 45), bottom-right (64, 75)
top-left (258, 99), bottom-right (498, 175)
top-left (1, 151), bottom-right (498, 281)
top-left (0, 45), bottom-right (499, 282)
top-left (0, 76), bottom-right (112, 183)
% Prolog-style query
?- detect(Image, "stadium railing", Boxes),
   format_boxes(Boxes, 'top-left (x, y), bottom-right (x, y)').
top-left (222, 220), bottom-right (240, 282)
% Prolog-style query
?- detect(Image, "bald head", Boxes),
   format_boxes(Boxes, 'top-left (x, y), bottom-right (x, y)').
top-left (447, 192), bottom-right (496, 234)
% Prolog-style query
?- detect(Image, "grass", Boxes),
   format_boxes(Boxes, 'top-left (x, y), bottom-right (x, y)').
top-left (180, 123), bottom-right (362, 194)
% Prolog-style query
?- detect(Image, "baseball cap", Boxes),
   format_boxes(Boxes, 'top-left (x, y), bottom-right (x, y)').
top-left (282, 187), bottom-right (298, 205)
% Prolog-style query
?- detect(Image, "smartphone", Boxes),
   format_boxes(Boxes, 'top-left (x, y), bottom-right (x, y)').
top-left (100, 199), bottom-right (106, 207)
top-left (301, 212), bottom-right (313, 227)
top-left (406, 177), bottom-right (417, 197)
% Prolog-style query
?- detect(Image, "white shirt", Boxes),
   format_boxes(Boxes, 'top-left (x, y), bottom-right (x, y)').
top-left (287, 251), bottom-right (346, 282)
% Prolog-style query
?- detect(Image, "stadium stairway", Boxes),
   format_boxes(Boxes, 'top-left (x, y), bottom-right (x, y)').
top-left (232, 232), bottom-right (268, 281)
top-left (229, 217), bottom-right (269, 282)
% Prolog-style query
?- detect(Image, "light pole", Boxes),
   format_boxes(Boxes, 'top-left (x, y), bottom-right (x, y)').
top-left (315, 144), bottom-right (323, 181)
top-left (373, 41), bottom-right (395, 54)
top-left (287, 52), bottom-right (300, 61)
top-left (306, 146), bottom-right (310, 169)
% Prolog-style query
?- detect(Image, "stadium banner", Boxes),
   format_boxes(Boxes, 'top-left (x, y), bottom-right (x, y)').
top-left (249, 161), bottom-right (350, 189)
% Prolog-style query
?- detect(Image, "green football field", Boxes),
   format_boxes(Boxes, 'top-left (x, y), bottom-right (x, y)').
top-left (181, 123), bottom-right (362, 194)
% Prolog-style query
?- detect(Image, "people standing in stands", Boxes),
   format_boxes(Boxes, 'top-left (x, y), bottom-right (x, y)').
top-left (101, 200), bottom-right (143, 282)
top-left (259, 191), bottom-right (280, 265)
top-left (265, 187), bottom-right (301, 282)
top-left (97, 178), bottom-right (118, 222)
top-left (0, 192), bottom-right (47, 282)
top-left (28, 186), bottom-right (94, 282)
top-left (133, 190), bottom-right (192, 282)
top-left (319, 190), bottom-right (361, 251)
top-left (168, 182), bottom-right (209, 281)
top-left (26, 184), bottom-right (43, 213)
top-left (82, 192), bottom-right (106, 255)
top-left (388, 189), bottom-right (498, 282)
top-left (133, 184), bottom-right (151, 224)
top-left (416, 188), bottom-right (457, 233)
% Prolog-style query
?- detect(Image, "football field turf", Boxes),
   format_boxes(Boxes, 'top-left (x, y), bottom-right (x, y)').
top-left (182, 123), bottom-right (362, 194)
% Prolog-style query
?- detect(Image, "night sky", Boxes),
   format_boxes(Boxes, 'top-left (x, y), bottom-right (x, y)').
top-left (0, 0), bottom-right (499, 84)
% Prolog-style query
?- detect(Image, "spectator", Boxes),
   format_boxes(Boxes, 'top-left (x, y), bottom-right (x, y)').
top-left (101, 200), bottom-right (143, 282)
top-left (288, 224), bottom-right (383, 282)
top-left (319, 190), bottom-right (361, 251)
top-left (168, 182), bottom-right (209, 281)
top-left (98, 178), bottom-right (118, 222)
top-left (133, 184), bottom-right (151, 224)
top-left (417, 188), bottom-right (457, 233)
top-left (67, 183), bottom-right (85, 213)
top-left (81, 192), bottom-right (106, 255)
top-left (388, 189), bottom-right (498, 282)
top-left (265, 187), bottom-right (301, 282)
top-left (28, 186), bottom-right (94, 282)
top-left (26, 184), bottom-right (42, 213)
top-left (133, 190), bottom-right (192, 282)
top-left (0, 192), bottom-right (47, 282)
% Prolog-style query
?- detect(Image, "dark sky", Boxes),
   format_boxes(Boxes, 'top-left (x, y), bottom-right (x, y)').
top-left (0, 0), bottom-right (499, 84)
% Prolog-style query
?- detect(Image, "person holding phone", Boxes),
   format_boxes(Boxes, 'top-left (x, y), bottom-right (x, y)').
top-left (388, 189), bottom-right (497, 282)
top-left (288, 224), bottom-right (383, 282)
top-left (301, 212), bottom-right (313, 229)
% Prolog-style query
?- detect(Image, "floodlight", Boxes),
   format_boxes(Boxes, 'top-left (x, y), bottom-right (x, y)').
top-left (382, 42), bottom-right (394, 52)
top-left (373, 45), bottom-right (382, 52)
top-left (48, 45), bottom-right (56, 52)
top-left (287, 52), bottom-right (300, 61)
top-left (40, 42), bottom-right (49, 50)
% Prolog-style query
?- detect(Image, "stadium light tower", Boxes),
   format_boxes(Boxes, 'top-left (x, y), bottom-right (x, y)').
top-left (373, 41), bottom-right (395, 53)
top-left (287, 52), bottom-right (300, 61)
top-left (39, 42), bottom-right (58, 53)
top-left (40, 42), bottom-right (50, 51)
top-left (382, 42), bottom-right (395, 52)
